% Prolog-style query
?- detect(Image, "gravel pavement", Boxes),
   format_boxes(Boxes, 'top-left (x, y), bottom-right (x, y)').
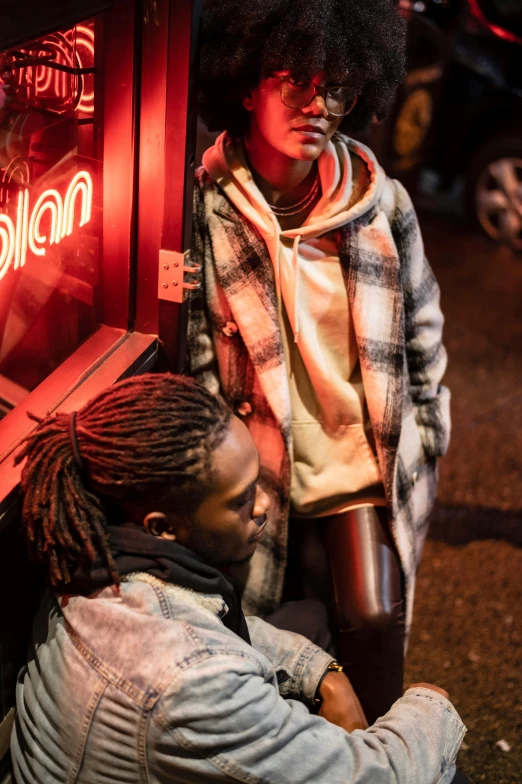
top-left (406, 209), bottom-right (522, 784)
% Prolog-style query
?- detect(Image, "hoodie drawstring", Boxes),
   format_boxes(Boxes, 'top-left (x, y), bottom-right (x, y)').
top-left (292, 234), bottom-right (301, 344)
top-left (269, 214), bottom-right (283, 310)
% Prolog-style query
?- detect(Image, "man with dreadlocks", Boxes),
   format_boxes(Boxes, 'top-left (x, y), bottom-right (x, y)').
top-left (188, 0), bottom-right (451, 726)
top-left (11, 374), bottom-right (465, 783)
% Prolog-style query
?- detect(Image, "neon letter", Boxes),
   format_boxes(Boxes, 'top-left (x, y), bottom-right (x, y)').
top-left (0, 170), bottom-right (93, 281)
top-left (62, 171), bottom-right (93, 238)
top-left (28, 189), bottom-right (64, 257)
top-left (14, 188), bottom-right (29, 270)
top-left (0, 214), bottom-right (15, 281)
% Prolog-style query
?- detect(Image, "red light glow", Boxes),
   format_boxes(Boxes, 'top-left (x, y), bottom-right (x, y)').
top-left (467, 0), bottom-right (522, 45)
top-left (5, 23), bottom-right (95, 116)
top-left (75, 25), bottom-right (95, 115)
top-left (0, 171), bottom-right (93, 281)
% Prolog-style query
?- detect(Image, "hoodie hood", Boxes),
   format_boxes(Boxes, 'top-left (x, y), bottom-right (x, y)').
top-left (202, 131), bottom-right (385, 343)
top-left (202, 131), bottom-right (385, 243)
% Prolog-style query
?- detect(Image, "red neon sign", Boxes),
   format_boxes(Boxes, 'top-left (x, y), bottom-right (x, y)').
top-left (0, 171), bottom-right (93, 281)
top-left (3, 23), bottom-right (95, 116)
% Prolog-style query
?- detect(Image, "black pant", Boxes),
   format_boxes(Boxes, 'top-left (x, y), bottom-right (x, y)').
top-left (451, 772), bottom-right (473, 783)
top-left (270, 507), bottom-right (405, 725)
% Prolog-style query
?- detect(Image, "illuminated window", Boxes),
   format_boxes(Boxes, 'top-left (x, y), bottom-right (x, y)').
top-left (0, 20), bottom-right (101, 412)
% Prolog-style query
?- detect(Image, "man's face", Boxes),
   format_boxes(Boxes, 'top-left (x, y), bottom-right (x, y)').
top-left (244, 71), bottom-right (345, 162)
top-left (175, 416), bottom-right (270, 566)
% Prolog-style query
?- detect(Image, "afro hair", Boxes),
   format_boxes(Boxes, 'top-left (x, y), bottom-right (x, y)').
top-left (199, 0), bottom-right (407, 136)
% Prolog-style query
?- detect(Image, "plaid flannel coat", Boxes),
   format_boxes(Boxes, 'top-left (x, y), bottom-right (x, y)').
top-left (188, 164), bottom-right (450, 636)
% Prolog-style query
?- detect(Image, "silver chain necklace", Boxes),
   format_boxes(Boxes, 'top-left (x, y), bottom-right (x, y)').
top-left (269, 173), bottom-right (320, 217)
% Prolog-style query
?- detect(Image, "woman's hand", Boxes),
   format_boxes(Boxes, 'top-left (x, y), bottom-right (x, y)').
top-left (318, 671), bottom-right (369, 733)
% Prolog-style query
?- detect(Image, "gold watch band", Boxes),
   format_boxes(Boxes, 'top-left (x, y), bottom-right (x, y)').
top-left (314, 661), bottom-right (344, 706)
top-left (327, 661), bottom-right (344, 674)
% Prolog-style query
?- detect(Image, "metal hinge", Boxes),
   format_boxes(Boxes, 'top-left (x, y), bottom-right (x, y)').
top-left (158, 250), bottom-right (201, 304)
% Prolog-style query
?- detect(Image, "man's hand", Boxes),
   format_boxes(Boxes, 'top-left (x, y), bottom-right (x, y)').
top-left (316, 673), bottom-right (450, 735)
top-left (318, 671), bottom-right (369, 733)
top-left (408, 682), bottom-right (450, 700)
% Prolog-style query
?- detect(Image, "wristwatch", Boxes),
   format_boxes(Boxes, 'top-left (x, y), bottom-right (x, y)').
top-left (313, 660), bottom-right (344, 708)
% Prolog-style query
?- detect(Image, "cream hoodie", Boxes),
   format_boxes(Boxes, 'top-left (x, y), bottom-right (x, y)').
top-left (203, 133), bottom-right (387, 516)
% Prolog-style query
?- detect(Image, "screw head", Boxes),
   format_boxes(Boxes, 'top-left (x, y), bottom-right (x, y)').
top-left (162, 282), bottom-right (168, 288)
top-left (163, 263), bottom-right (169, 270)
top-left (173, 261), bottom-right (179, 267)
top-left (172, 280), bottom-right (178, 286)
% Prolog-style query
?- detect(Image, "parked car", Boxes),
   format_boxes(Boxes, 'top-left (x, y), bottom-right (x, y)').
top-left (373, 0), bottom-right (522, 251)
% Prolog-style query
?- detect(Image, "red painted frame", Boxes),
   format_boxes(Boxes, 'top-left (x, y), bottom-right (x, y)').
top-left (100, 0), bottom-right (141, 329)
top-left (134, 0), bottom-right (200, 369)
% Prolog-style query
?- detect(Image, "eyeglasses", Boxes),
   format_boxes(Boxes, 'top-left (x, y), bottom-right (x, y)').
top-left (279, 76), bottom-right (358, 117)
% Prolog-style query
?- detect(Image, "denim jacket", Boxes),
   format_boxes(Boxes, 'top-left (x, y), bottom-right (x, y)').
top-left (12, 573), bottom-right (466, 783)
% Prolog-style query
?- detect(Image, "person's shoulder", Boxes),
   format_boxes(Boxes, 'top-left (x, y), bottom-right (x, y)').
top-left (379, 176), bottom-right (403, 222)
top-left (336, 133), bottom-right (415, 211)
top-left (382, 176), bottom-right (416, 217)
top-left (194, 165), bottom-right (215, 190)
top-left (193, 166), bottom-right (219, 219)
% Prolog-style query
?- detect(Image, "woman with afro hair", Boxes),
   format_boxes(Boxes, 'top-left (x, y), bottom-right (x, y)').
top-left (188, 0), bottom-right (451, 724)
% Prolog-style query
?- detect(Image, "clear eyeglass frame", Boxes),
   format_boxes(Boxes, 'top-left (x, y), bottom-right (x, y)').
top-left (279, 76), bottom-right (358, 117)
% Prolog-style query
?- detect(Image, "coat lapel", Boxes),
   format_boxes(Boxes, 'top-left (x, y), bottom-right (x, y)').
top-left (207, 189), bottom-right (292, 442)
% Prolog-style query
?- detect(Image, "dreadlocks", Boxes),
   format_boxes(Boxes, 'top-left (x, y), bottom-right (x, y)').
top-left (15, 374), bottom-right (232, 587)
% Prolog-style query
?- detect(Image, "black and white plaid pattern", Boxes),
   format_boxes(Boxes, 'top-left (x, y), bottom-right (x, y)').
top-left (188, 160), bottom-right (450, 639)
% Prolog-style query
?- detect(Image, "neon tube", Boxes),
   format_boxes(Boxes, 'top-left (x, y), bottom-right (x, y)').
top-left (0, 170), bottom-right (93, 281)
top-left (28, 189), bottom-right (64, 254)
top-left (62, 171), bottom-right (93, 237)
top-left (0, 216), bottom-right (15, 281)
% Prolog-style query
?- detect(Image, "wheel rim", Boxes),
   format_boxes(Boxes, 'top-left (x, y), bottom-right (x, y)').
top-left (475, 157), bottom-right (522, 251)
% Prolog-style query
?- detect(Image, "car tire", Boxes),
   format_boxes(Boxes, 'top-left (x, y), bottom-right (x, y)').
top-left (466, 135), bottom-right (522, 252)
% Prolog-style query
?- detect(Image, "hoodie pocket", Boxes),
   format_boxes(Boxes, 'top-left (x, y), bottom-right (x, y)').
top-left (291, 422), bottom-right (382, 514)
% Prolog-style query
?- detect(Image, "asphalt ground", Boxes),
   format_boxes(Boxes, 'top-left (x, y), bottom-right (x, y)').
top-left (404, 207), bottom-right (522, 784)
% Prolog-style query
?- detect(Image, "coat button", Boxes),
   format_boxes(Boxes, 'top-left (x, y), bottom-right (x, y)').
top-left (411, 470), bottom-right (419, 486)
top-left (222, 320), bottom-right (238, 337)
top-left (237, 401), bottom-right (252, 417)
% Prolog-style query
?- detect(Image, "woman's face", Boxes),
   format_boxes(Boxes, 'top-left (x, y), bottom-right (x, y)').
top-left (173, 416), bottom-right (271, 566)
top-left (244, 71), bottom-right (345, 162)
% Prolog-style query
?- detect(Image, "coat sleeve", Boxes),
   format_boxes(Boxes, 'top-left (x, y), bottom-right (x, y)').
top-left (187, 178), bottom-right (222, 396)
top-left (246, 615), bottom-right (333, 703)
top-left (149, 651), bottom-right (466, 784)
top-left (390, 178), bottom-right (451, 459)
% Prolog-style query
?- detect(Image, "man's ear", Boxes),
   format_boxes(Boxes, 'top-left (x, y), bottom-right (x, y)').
top-left (143, 512), bottom-right (177, 541)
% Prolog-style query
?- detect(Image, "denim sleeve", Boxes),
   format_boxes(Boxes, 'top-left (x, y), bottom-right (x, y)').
top-left (150, 653), bottom-right (466, 784)
top-left (246, 615), bottom-right (333, 703)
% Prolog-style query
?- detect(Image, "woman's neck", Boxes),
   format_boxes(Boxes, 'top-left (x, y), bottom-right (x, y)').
top-left (244, 123), bottom-right (315, 206)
